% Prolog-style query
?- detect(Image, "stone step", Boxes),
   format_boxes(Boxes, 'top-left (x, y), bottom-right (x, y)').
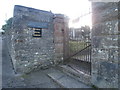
top-left (57, 64), bottom-right (92, 86)
top-left (46, 68), bottom-right (91, 88)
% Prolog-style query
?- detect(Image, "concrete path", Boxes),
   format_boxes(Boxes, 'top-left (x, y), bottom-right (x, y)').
top-left (22, 67), bottom-right (92, 88)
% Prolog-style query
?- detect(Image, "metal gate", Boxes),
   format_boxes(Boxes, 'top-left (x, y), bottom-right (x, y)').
top-left (64, 3), bottom-right (92, 75)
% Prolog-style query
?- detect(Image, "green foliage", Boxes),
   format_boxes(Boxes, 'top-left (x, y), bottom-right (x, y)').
top-left (92, 85), bottom-right (98, 89)
top-left (81, 25), bottom-right (90, 33)
top-left (2, 17), bottom-right (13, 31)
top-left (81, 25), bottom-right (90, 38)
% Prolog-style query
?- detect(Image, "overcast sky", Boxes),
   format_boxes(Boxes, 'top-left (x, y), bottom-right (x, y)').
top-left (0, 0), bottom-right (91, 28)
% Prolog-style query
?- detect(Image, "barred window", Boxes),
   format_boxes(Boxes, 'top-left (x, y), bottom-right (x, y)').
top-left (32, 28), bottom-right (42, 38)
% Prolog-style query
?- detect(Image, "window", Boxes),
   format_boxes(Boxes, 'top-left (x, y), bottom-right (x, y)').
top-left (32, 28), bottom-right (42, 38)
top-left (28, 22), bottom-right (48, 38)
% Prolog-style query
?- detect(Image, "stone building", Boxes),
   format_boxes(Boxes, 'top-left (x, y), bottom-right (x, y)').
top-left (9, 5), bottom-right (69, 74)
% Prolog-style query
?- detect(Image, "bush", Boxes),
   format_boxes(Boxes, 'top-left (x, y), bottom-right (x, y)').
top-left (2, 17), bottom-right (13, 31)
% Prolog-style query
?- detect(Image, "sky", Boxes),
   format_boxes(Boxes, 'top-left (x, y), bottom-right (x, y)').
top-left (0, 0), bottom-right (92, 29)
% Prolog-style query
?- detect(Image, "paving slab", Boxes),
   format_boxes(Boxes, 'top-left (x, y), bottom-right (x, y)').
top-left (58, 64), bottom-right (92, 85)
top-left (47, 68), bottom-right (91, 88)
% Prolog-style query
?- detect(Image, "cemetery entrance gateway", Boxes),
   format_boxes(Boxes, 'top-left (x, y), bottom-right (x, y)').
top-left (63, 4), bottom-right (92, 75)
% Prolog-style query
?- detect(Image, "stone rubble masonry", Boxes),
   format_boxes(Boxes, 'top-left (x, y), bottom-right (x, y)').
top-left (9, 5), bottom-right (69, 74)
top-left (6, 3), bottom-right (120, 88)
top-left (91, 2), bottom-right (119, 88)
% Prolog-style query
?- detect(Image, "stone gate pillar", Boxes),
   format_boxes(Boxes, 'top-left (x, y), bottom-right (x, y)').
top-left (91, 2), bottom-right (119, 88)
top-left (53, 14), bottom-right (69, 64)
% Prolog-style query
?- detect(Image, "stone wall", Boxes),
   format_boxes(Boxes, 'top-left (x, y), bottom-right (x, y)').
top-left (9, 5), bottom-right (69, 74)
top-left (91, 2), bottom-right (119, 88)
top-left (11, 5), bottom-right (55, 73)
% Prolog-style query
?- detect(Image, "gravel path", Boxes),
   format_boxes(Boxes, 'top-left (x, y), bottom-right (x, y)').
top-left (2, 36), bottom-right (26, 88)
top-left (23, 70), bottom-right (61, 88)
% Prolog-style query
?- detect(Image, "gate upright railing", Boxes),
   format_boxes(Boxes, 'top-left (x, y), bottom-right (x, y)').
top-left (64, 4), bottom-right (92, 75)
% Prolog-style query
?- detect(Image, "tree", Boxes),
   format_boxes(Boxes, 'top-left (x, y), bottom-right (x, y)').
top-left (2, 17), bottom-right (13, 31)
top-left (81, 25), bottom-right (91, 39)
top-left (81, 25), bottom-right (90, 34)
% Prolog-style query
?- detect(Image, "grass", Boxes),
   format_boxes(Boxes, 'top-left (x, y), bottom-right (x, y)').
top-left (69, 41), bottom-right (88, 52)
